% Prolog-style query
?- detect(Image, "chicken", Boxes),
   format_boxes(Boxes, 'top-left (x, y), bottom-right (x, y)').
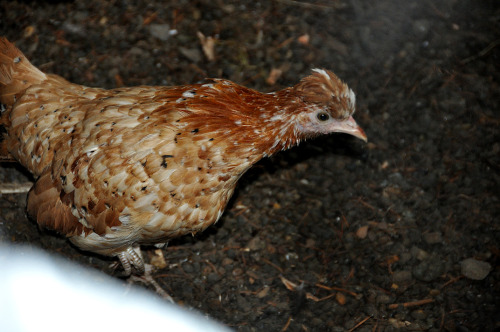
top-left (0, 37), bottom-right (366, 276)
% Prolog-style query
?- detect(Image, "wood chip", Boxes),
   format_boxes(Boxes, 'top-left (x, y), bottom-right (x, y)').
top-left (266, 68), bottom-right (283, 85)
top-left (149, 249), bottom-right (167, 269)
top-left (336, 292), bottom-right (346, 305)
top-left (297, 34), bottom-right (310, 45)
top-left (356, 225), bottom-right (369, 239)
top-left (280, 275), bottom-right (298, 291)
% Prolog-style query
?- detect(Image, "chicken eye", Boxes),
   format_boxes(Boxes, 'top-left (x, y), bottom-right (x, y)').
top-left (317, 112), bottom-right (330, 121)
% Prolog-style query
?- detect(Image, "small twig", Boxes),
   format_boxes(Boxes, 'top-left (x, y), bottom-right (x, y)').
top-left (348, 316), bottom-right (371, 332)
top-left (0, 182), bottom-right (33, 194)
top-left (441, 275), bottom-right (463, 289)
top-left (315, 283), bottom-right (358, 297)
top-left (461, 38), bottom-right (500, 64)
top-left (356, 198), bottom-right (377, 211)
top-left (388, 298), bottom-right (434, 309)
top-left (261, 257), bottom-right (284, 273)
top-left (306, 292), bottom-right (336, 302)
top-left (221, 245), bottom-right (243, 252)
top-left (281, 316), bottom-right (293, 332)
top-left (428, 1), bottom-right (448, 19)
top-left (439, 307), bottom-right (446, 331)
top-left (448, 309), bottom-right (474, 315)
top-left (204, 259), bottom-right (220, 275)
top-left (233, 206), bottom-right (249, 217)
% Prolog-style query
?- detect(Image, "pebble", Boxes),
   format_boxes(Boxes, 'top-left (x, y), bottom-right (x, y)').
top-left (62, 22), bottom-right (86, 36)
top-left (311, 318), bottom-right (323, 327)
top-left (413, 255), bottom-right (445, 282)
top-left (183, 263), bottom-right (194, 273)
top-left (149, 23), bottom-right (172, 41)
top-left (412, 19), bottom-right (431, 38)
top-left (207, 273), bottom-right (220, 283)
top-left (235, 294), bottom-right (251, 312)
top-left (179, 46), bottom-right (202, 63)
top-left (221, 257), bottom-right (234, 266)
top-left (392, 270), bottom-right (413, 283)
top-left (399, 251), bottom-right (412, 264)
top-left (411, 246), bottom-right (429, 261)
top-left (460, 258), bottom-right (491, 280)
top-left (226, 249), bottom-right (237, 259)
top-left (411, 309), bottom-right (428, 320)
top-left (377, 294), bottom-right (392, 304)
top-left (232, 268), bottom-right (243, 277)
top-left (465, 290), bottom-right (477, 302)
top-left (246, 236), bottom-right (264, 251)
top-left (363, 304), bottom-right (378, 316)
top-left (423, 231), bottom-right (443, 244)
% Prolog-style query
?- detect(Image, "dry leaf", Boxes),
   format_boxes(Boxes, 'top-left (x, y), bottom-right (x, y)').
top-left (257, 286), bottom-right (270, 298)
top-left (280, 275), bottom-right (298, 291)
top-left (197, 31), bottom-right (216, 61)
top-left (143, 11), bottom-right (158, 25)
top-left (306, 293), bottom-right (320, 302)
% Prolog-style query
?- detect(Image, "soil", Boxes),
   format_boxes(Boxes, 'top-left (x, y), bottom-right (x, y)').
top-left (0, 0), bottom-right (498, 331)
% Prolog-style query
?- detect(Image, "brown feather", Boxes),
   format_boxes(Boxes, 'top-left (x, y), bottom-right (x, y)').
top-left (27, 172), bottom-right (87, 236)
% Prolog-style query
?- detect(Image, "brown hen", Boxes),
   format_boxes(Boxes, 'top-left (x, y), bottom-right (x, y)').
top-left (0, 37), bottom-right (366, 275)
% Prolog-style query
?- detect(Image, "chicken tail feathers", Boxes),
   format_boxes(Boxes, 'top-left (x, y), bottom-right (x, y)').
top-left (0, 37), bottom-right (47, 161)
top-left (0, 117), bottom-right (12, 161)
top-left (0, 37), bottom-right (47, 105)
top-left (0, 101), bottom-right (14, 161)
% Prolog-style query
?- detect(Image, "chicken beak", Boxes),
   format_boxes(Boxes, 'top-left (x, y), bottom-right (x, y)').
top-left (331, 115), bottom-right (367, 142)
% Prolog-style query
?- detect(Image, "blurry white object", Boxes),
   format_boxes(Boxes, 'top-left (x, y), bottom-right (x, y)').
top-left (0, 245), bottom-right (231, 332)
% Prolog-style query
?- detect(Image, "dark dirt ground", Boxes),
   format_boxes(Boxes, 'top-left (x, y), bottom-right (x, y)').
top-left (0, 0), bottom-right (499, 331)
